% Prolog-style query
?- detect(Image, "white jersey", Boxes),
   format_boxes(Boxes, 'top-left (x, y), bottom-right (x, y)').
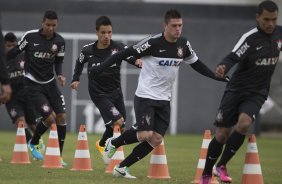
top-left (132, 33), bottom-right (198, 101)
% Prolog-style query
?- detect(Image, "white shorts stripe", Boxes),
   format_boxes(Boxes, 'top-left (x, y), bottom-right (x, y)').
top-left (74, 150), bottom-right (90, 158)
top-left (150, 155), bottom-right (167, 164)
top-left (14, 144), bottom-right (28, 152)
top-left (46, 147), bottom-right (60, 156)
top-left (243, 164), bottom-right (262, 174)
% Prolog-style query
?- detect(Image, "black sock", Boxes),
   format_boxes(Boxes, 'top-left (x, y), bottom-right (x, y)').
top-left (202, 137), bottom-right (224, 176)
top-left (25, 128), bottom-right (32, 143)
top-left (57, 124), bottom-right (67, 156)
top-left (111, 129), bottom-right (138, 148)
top-left (31, 121), bottom-right (49, 145)
top-left (99, 126), bottom-right (113, 147)
top-left (119, 141), bottom-right (154, 168)
top-left (217, 130), bottom-right (245, 167)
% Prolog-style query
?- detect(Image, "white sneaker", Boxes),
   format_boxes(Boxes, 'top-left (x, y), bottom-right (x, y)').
top-left (102, 137), bottom-right (116, 164)
top-left (112, 165), bottom-right (136, 179)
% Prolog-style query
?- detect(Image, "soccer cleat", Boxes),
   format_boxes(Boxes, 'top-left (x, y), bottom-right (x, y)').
top-left (102, 137), bottom-right (116, 164)
top-left (39, 138), bottom-right (46, 153)
top-left (214, 165), bottom-right (232, 183)
top-left (95, 140), bottom-right (105, 156)
top-left (28, 143), bottom-right (43, 160)
top-left (200, 175), bottom-right (212, 184)
top-left (112, 165), bottom-right (136, 179)
top-left (61, 157), bottom-right (68, 167)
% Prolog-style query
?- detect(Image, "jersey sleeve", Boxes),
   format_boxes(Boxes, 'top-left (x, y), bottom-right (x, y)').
top-left (183, 41), bottom-right (199, 65)
top-left (219, 34), bottom-right (252, 73)
top-left (132, 35), bottom-right (154, 57)
top-left (72, 49), bottom-right (86, 82)
top-left (6, 31), bottom-right (29, 61)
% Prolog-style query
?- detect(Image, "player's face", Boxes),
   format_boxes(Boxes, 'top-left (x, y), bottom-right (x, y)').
top-left (164, 18), bottom-right (183, 41)
top-left (97, 25), bottom-right (112, 47)
top-left (42, 18), bottom-right (58, 38)
top-left (256, 10), bottom-right (278, 34)
top-left (4, 41), bottom-right (17, 53)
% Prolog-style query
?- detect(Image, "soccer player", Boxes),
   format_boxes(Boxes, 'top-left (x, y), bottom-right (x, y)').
top-left (7, 10), bottom-right (67, 166)
top-left (70, 16), bottom-right (141, 163)
top-left (200, 1), bottom-right (281, 183)
top-left (0, 26), bottom-right (11, 105)
top-left (91, 9), bottom-right (227, 178)
top-left (4, 32), bottom-right (43, 146)
top-left (0, 24), bottom-right (12, 163)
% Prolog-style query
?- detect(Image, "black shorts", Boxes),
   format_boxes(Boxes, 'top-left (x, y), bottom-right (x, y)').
top-left (5, 90), bottom-right (39, 125)
top-left (134, 95), bottom-right (170, 136)
top-left (214, 91), bottom-right (266, 127)
top-left (90, 89), bottom-right (126, 127)
top-left (24, 78), bottom-right (66, 119)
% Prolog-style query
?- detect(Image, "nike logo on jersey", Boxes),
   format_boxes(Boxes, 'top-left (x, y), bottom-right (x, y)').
top-left (159, 49), bottom-right (166, 52)
top-left (33, 43), bottom-right (40, 46)
top-left (256, 46), bottom-right (263, 50)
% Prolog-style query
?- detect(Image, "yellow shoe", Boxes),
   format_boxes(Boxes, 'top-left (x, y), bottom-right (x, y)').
top-left (96, 140), bottom-right (105, 156)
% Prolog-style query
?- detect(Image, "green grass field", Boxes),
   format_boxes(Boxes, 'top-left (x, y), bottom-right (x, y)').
top-left (0, 131), bottom-right (281, 184)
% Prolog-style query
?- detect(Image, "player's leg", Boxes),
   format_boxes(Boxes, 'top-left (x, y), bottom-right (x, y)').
top-left (215, 94), bottom-right (265, 181)
top-left (25, 79), bottom-right (55, 160)
top-left (113, 97), bottom-right (166, 178)
top-left (201, 91), bottom-right (239, 183)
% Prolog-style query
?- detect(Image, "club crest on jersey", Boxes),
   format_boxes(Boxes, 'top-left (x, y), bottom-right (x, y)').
top-left (51, 44), bottom-right (58, 53)
top-left (111, 49), bottom-right (118, 55)
top-left (42, 104), bottom-right (50, 113)
top-left (110, 107), bottom-right (120, 116)
top-left (177, 47), bottom-right (183, 57)
top-left (10, 108), bottom-right (17, 118)
top-left (276, 40), bottom-right (282, 51)
top-left (19, 60), bottom-right (25, 69)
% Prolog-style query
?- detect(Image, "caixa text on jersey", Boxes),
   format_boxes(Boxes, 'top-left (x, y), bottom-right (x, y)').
top-left (34, 52), bottom-right (56, 59)
top-left (159, 60), bottom-right (181, 66)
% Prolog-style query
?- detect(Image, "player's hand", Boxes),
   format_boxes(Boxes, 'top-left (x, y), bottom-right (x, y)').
top-left (57, 75), bottom-right (66, 87)
top-left (215, 65), bottom-right (226, 78)
top-left (0, 84), bottom-right (12, 105)
top-left (70, 81), bottom-right (80, 90)
top-left (135, 59), bottom-right (142, 68)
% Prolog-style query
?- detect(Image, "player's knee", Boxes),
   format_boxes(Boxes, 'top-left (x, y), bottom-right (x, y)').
top-left (113, 117), bottom-right (124, 127)
top-left (149, 132), bottom-right (163, 147)
top-left (44, 113), bottom-right (56, 126)
top-left (215, 130), bottom-right (229, 143)
top-left (236, 113), bottom-right (253, 134)
top-left (56, 113), bottom-right (67, 125)
top-left (137, 131), bottom-right (153, 142)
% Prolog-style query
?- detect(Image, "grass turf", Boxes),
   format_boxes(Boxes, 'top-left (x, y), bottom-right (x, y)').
top-left (0, 131), bottom-right (281, 184)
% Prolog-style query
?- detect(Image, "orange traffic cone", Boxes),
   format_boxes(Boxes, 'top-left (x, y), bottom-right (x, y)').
top-left (241, 134), bottom-right (264, 184)
top-left (71, 124), bottom-right (92, 171)
top-left (105, 124), bottom-right (125, 173)
top-left (147, 140), bottom-right (170, 179)
top-left (42, 123), bottom-right (63, 168)
top-left (191, 130), bottom-right (218, 184)
top-left (11, 121), bottom-right (30, 164)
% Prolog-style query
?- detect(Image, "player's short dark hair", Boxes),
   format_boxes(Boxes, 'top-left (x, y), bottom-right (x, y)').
top-left (257, 0), bottom-right (279, 15)
top-left (164, 9), bottom-right (182, 24)
top-left (43, 10), bottom-right (58, 21)
top-left (4, 32), bottom-right (17, 43)
top-left (96, 16), bottom-right (112, 31)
